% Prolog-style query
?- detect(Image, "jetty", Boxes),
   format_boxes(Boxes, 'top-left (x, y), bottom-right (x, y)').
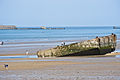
top-left (37, 33), bottom-right (117, 57)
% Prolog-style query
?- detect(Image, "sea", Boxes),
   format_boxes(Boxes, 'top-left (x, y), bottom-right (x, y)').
top-left (0, 26), bottom-right (120, 43)
top-left (0, 26), bottom-right (120, 58)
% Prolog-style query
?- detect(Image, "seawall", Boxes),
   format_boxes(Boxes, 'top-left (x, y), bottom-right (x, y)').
top-left (37, 33), bottom-right (117, 57)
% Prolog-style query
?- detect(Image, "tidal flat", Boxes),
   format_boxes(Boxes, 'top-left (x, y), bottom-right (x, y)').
top-left (0, 55), bottom-right (120, 80)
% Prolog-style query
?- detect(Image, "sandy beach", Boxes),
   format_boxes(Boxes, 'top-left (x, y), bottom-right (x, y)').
top-left (0, 54), bottom-right (120, 80)
top-left (0, 39), bottom-right (120, 80)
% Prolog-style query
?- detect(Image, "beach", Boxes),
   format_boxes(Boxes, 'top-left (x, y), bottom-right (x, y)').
top-left (1, 39), bottom-right (120, 80)
top-left (0, 54), bottom-right (120, 80)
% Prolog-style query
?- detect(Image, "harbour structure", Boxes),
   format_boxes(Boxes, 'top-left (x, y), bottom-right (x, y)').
top-left (0, 25), bottom-right (65, 30)
top-left (37, 33), bottom-right (117, 57)
top-left (0, 25), bottom-right (17, 29)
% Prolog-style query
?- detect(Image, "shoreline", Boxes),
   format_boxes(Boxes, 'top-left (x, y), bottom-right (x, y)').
top-left (0, 40), bottom-right (84, 55)
top-left (0, 39), bottom-right (120, 55)
top-left (3, 39), bottom-right (84, 45)
top-left (0, 52), bottom-right (120, 59)
top-left (0, 54), bottom-right (120, 70)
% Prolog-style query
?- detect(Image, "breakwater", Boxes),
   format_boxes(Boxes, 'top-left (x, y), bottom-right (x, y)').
top-left (0, 25), bottom-right (17, 29)
top-left (37, 33), bottom-right (117, 57)
top-left (17, 27), bottom-right (65, 30)
top-left (0, 25), bottom-right (65, 30)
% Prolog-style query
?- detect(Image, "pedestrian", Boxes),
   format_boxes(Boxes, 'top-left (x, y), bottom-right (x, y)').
top-left (63, 42), bottom-right (65, 45)
top-left (0, 41), bottom-right (3, 45)
top-left (61, 42), bottom-right (65, 46)
top-left (4, 64), bottom-right (8, 70)
top-left (26, 50), bottom-right (29, 55)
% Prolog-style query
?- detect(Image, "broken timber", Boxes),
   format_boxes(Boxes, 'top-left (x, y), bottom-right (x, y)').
top-left (37, 33), bottom-right (117, 57)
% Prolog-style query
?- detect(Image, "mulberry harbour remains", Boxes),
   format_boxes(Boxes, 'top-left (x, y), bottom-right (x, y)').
top-left (37, 33), bottom-right (117, 57)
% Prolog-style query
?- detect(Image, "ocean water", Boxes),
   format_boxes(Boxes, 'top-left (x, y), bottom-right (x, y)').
top-left (0, 26), bottom-right (120, 56)
top-left (0, 55), bottom-right (38, 59)
top-left (0, 26), bottom-right (120, 43)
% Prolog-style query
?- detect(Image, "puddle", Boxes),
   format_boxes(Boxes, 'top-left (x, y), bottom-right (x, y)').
top-left (115, 55), bottom-right (120, 58)
top-left (0, 55), bottom-right (38, 59)
top-left (114, 50), bottom-right (120, 53)
top-left (0, 59), bottom-right (63, 62)
top-left (114, 49), bottom-right (120, 58)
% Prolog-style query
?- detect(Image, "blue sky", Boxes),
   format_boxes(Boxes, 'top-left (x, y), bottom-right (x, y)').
top-left (0, 0), bottom-right (120, 27)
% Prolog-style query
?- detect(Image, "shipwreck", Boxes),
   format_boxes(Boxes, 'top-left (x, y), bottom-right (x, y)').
top-left (37, 33), bottom-right (117, 57)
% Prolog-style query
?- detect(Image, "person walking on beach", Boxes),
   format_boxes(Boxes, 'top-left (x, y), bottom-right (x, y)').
top-left (26, 50), bottom-right (29, 55)
top-left (61, 42), bottom-right (65, 46)
top-left (4, 64), bottom-right (8, 70)
top-left (0, 41), bottom-right (3, 45)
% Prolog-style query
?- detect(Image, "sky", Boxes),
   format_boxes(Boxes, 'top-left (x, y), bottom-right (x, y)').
top-left (0, 0), bottom-right (120, 27)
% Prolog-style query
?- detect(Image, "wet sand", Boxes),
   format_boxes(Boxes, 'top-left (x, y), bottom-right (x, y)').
top-left (0, 39), bottom-right (120, 55)
top-left (0, 40), bottom-right (83, 55)
top-left (0, 54), bottom-right (120, 80)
